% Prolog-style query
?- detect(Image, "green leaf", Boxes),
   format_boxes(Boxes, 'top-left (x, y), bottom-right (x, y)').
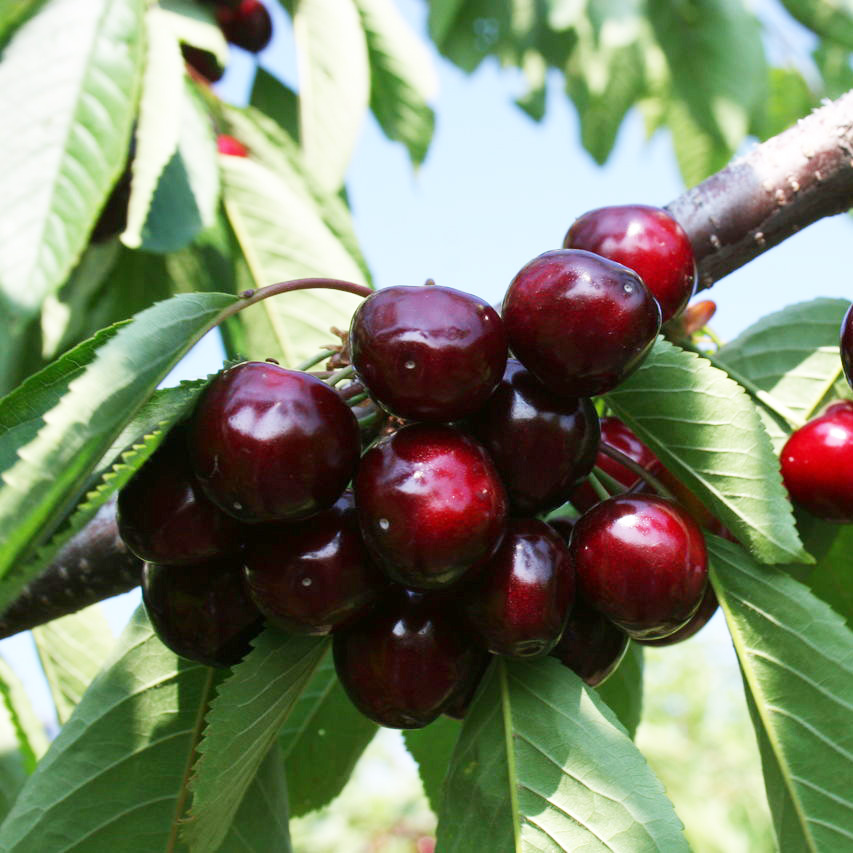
top-left (354, 0), bottom-right (437, 165)
top-left (0, 608), bottom-right (289, 851)
top-left (31, 603), bottom-right (115, 725)
top-left (814, 40), bottom-right (853, 99)
top-left (290, 0), bottom-right (370, 192)
top-left (0, 0), bottom-right (145, 320)
top-left (250, 68), bottom-right (300, 141)
top-left (0, 291), bottom-right (236, 608)
top-left (183, 629), bottom-right (327, 852)
top-left (221, 154), bottom-right (366, 366)
top-left (437, 657), bottom-right (687, 852)
top-left (404, 716), bottom-right (461, 815)
top-left (0, 0), bottom-right (44, 47)
top-left (0, 658), bottom-right (48, 774)
top-left (666, 95), bottom-right (733, 186)
top-left (779, 0), bottom-right (853, 51)
top-left (279, 650), bottom-right (378, 818)
top-left (0, 709), bottom-right (27, 825)
top-left (158, 0), bottom-right (228, 63)
top-left (751, 66), bottom-right (816, 141)
top-left (709, 536), bottom-right (853, 852)
top-left (605, 338), bottom-right (810, 565)
top-left (595, 642), bottom-right (644, 739)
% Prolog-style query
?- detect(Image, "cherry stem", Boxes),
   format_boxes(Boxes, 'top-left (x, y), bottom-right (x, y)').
top-left (592, 466), bottom-right (628, 496)
top-left (598, 444), bottom-right (677, 502)
top-left (327, 365), bottom-right (356, 386)
top-left (345, 392), bottom-right (368, 406)
top-left (297, 349), bottom-right (335, 371)
top-left (356, 409), bottom-right (381, 429)
top-left (587, 471), bottom-right (611, 502)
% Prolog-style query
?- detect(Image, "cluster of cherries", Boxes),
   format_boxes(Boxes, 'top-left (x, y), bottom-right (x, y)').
top-left (182, 0), bottom-right (273, 84)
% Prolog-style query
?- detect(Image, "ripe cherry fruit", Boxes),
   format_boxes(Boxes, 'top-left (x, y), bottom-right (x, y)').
top-left (217, 135), bottom-right (248, 157)
top-left (841, 303), bottom-right (853, 389)
top-left (502, 249), bottom-right (661, 398)
top-left (638, 585), bottom-right (719, 647)
top-left (570, 494), bottom-right (708, 641)
top-left (190, 362), bottom-right (360, 523)
top-left (215, 0), bottom-right (273, 53)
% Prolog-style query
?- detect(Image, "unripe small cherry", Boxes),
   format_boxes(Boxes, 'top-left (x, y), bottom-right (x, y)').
top-left (217, 135), bottom-right (248, 157)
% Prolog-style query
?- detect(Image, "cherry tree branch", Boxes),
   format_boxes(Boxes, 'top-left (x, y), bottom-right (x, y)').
top-left (3, 90), bottom-right (853, 639)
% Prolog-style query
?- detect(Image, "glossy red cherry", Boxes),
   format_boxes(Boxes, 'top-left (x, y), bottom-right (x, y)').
top-left (780, 403), bottom-right (853, 522)
top-left (842, 303), bottom-right (853, 389)
top-left (215, 0), bottom-right (272, 52)
top-left (502, 250), bottom-right (661, 398)
top-left (571, 416), bottom-right (661, 512)
top-left (467, 360), bottom-right (599, 514)
top-left (354, 423), bottom-right (507, 589)
top-left (243, 492), bottom-right (387, 634)
top-left (190, 362), bottom-right (360, 523)
top-left (570, 495), bottom-right (708, 641)
top-left (638, 585), bottom-right (719, 647)
top-left (333, 590), bottom-right (488, 728)
top-left (142, 559), bottom-right (263, 668)
top-left (550, 598), bottom-right (629, 686)
top-left (461, 519), bottom-right (575, 658)
top-left (117, 427), bottom-right (243, 565)
top-left (350, 284), bottom-right (507, 422)
top-left (217, 134), bottom-right (248, 157)
top-left (564, 205), bottom-right (696, 322)
top-left (180, 44), bottom-right (225, 84)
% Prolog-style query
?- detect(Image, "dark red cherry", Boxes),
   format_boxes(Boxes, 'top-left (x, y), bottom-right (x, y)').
top-left (638, 585), bottom-right (718, 647)
top-left (570, 495), bottom-right (708, 641)
top-left (354, 423), bottom-right (507, 588)
top-left (462, 519), bottom-right (575, 658)
top-left (502, 250), bottom-right (661, 398)
top-left (842, 303), bottom-right (853, 389)
top-left (571, 417), bottom-right (661, 512)
top-left (216, 0), bottom-right (272, 52)
top-left (550, 598), bottom-right (629, 686)
top-left (180, 44), bottom-right (225, 83)
top-left (350, 284), bottom-right (507, 422)
top-left (243, 492), bottom-right (387, 634)
top-left (467, 359), bottom-right (599, 514)
top-left (333, 589), bottom-right (488, 729)
top-left (217, 134), bottom-right (248, 157)
top-left (117, 427), bottom-right (243, 565)
top-left (780, 404), bottom-right (853, 522)
top-left (564, 204), bottom-right (696, 322)
top-left (142, 559), bottom-right (263, 668)
top-left (443, 655), bottom-right (491, 720)
top-left (190, 362), bottom-right (360, 523)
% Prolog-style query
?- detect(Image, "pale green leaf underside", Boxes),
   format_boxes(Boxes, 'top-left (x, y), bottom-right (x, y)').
top-left (437, 657), bottom-right (687, 852)
top-left (710, 537), bottom-right (853, 852)
top-left (183, 630), bottom-right (327, 852)
top-left (0, 0), bottom-right (145, 318)
top-left (606, 337), bottom-right (809, 565)
top-left (158, 0), bottom-right (228, 62)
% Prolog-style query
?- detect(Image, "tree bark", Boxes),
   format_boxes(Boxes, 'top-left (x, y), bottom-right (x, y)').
top-left (3, 90), bottom-right (853, 639)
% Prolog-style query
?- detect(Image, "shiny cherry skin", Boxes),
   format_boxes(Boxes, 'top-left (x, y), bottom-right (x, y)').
top-left (216, 0), bottom-right (272, 53)
top-left (571, 416), bottom-right (661, 512)
top-left (333, 589), bottom-right (488, 729)
top-left (564, 204), bottom-right (696, 322)
top-left (117, 427), bottom-right (243, 565)
top-left (502, 250), bottom-right (661, 398)
top-left (570, 495), bottom-right (708, 641)
top-left (190, 362), bottom-right (360, 523)
top-left (550, 598), bottom-right (629, 686)
top-left (217, 134), bottom-right (248, 157)
top-left (638, 585), bottom-right (719, 647)
top-left (142, 559), bottom-right (263, 668)
top-left (462, 519), bottom-right (575, 658)
top-left (350, 284), bottom-right (507, 422)
top-left (467, 360), bottom-right (599, 514)
top-left (243, 492), bottom-right (388, 634)
top-left (355, 423), bottom-right (507, 589)
top-left (842, 303), bottom-right (853, 389)
top-left (780, 402), bottom-right (853, 522)
top-left (180, 44), bottom-right (225, 84)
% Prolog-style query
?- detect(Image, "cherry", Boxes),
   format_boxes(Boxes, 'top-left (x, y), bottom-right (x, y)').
top-left (350, 284), bottom-right (507, 422)
top-left (142, 559), bottom-right (263, 668)
top-left (467, 359), bottom-right (599, 514)
top-left (117, 427), bottom-right (243, 565)
top-left (461, 519), bottom-right (575, 658)
top-left (190, 362), bottom-right (360, 523)
top-left (333, 589), bottom-right (488, 728)
top-left (570, 495), bottom-right (708, 641)
top-left (564, 205), bottom-right (696, 322)
top-left (638, 585), bottom-right (719, 647)
top-left (180, 44), bottom-right (225, 84)
top-left (217, 135), bottom-right (248, 157)
top-left (780, 402), bottom-right (853, 522)
top-left (443, 655), bottom-right (490, 720)
top-left (550, 598), bottom-right (629, 686)
top-left (502, 250), bottom-right (661, 398)
top-left (243, 492), bottom-right (387, 634)
top-left (215, 0), bottom-right (273, 53)
top-left (571, 416), bottom-right (661, 512)
top-left (842, 303), bottom-right (853, 389)
top-left (355, 423), bottom-right (507, 589)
